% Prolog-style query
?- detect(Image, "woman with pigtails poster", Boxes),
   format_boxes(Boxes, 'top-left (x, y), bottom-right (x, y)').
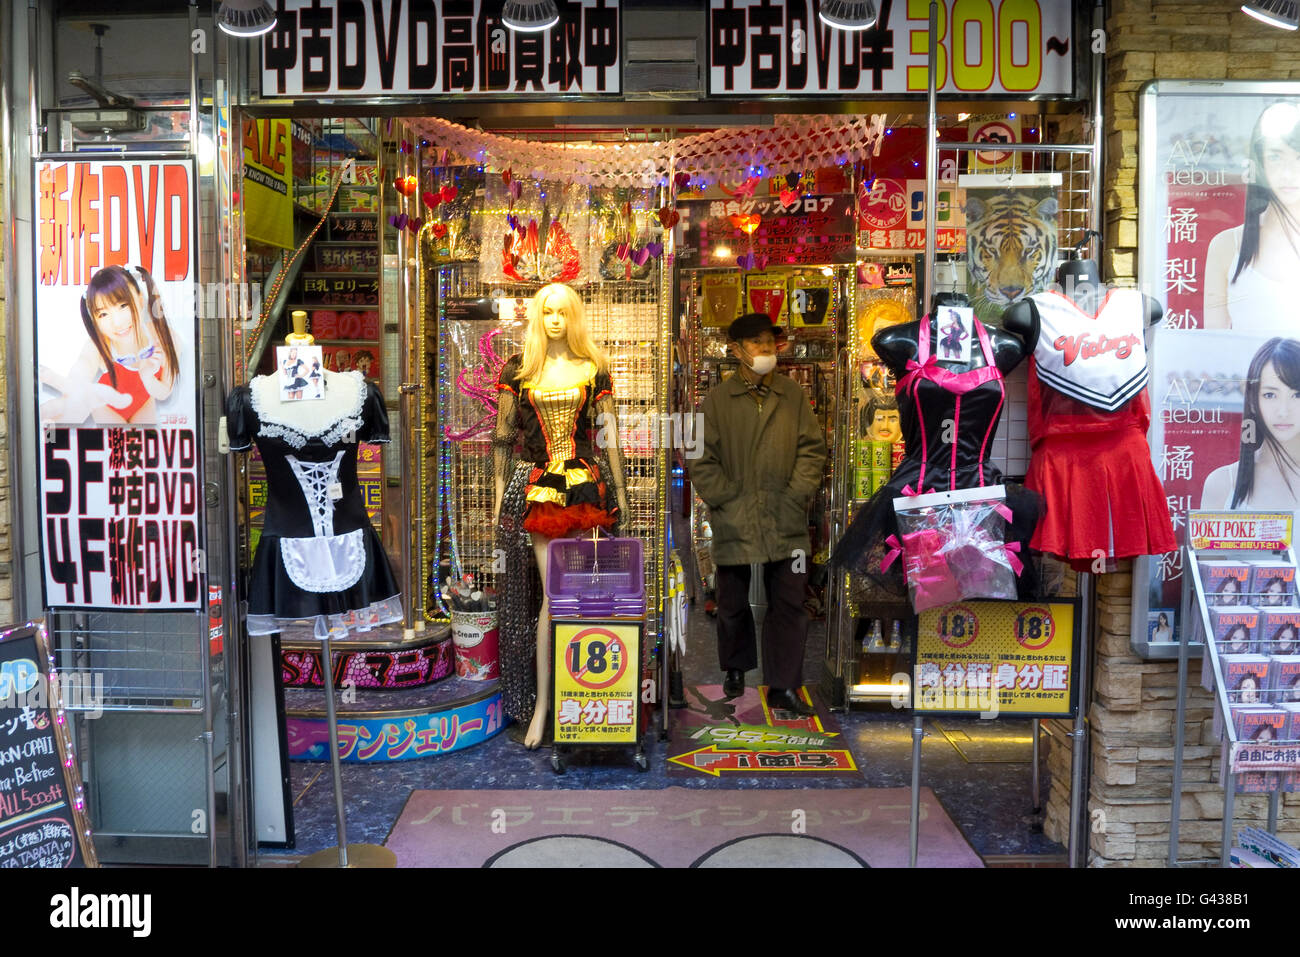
top-left (33, 157), bottom-right (201, 611)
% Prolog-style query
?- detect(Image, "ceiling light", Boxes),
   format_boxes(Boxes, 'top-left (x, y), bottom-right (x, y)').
top-left (217, 0), bottom-right (277, 37)
top-left (818, 0), bottom-right (878, 31)
top-left (1242, 0), bottom-right (1299, 30)
top-left (502, 0), bottom-right (560, 32)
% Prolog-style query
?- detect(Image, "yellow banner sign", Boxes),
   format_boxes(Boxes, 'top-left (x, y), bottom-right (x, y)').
top-left (243, 118), bottom-right (294, 250)
top-left (553, 620), bottom-right (640, 745)
top-left (915, 601), bottom-right (1076, 717)
top-left (1187, 511), bottom-right (1293, 551)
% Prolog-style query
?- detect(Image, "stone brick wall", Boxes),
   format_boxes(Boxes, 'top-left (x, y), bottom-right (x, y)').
top-left (1043, 0), bottom-right (1300, 867)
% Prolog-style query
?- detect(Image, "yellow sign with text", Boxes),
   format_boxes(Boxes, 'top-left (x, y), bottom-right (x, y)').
top-left (243, 117), bottom-right (294, 249)
top-left (552, 620), bottom-right (640, 745)
top-left (915, 601), bottom-right (1076, 717)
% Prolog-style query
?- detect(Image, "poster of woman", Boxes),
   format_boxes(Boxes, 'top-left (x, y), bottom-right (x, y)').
top-left (1140, 82), bottom-right (1300, 614)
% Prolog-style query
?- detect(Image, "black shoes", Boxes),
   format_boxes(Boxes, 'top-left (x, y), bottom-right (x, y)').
top-left (723, 669), bottom-right (745, 698)
top-left (767, 688), bottom-right (815, 717)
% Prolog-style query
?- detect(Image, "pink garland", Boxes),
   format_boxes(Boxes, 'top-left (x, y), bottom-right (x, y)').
top-left (445, 328), bottom-right (509, 442)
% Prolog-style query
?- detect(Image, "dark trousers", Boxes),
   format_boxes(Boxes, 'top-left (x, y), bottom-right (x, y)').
top-left (715, 560), bottom-right (809, 690)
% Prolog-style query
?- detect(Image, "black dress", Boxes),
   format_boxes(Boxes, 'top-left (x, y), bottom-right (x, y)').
top-left (227, 371), bottom-right (402, 636)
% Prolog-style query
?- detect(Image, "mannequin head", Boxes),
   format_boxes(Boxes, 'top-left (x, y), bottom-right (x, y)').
top-left (520, 283), bottom-right (608, 381)
top-left (864, 390), bottom-right (901, 442)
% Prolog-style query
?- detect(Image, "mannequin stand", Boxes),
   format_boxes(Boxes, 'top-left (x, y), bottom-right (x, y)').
top-left (298, 617), bottom-right (396, 868)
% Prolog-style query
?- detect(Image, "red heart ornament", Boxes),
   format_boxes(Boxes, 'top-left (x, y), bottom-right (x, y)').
top-left (657, 206), bottom-right (680, 229)
top-left (421, 191), bottom-right (439, 210)
top-left (431, 222), bottom-right (449, 238)
top-left (779, 189), bottom-right (801, 208)
top-left (729, 213), bottom-right (761, 234)
top-left (440, 185), bottom-right (459, 204)
top-left (502, 168), bottom-right (513, 187)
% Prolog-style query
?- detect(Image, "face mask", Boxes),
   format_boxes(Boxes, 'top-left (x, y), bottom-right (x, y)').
top-left (748, 354), bottom-right (777, 375)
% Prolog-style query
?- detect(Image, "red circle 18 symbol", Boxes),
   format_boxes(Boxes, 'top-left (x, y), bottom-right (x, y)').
top-left (937, 605), bottom-right (979, 648)
top-left (1015, 607), bottom-right (1056, 650)
top-left (564, 627), bottom-right (629, 690)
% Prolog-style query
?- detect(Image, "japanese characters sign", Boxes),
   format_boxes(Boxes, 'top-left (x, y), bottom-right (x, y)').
top-left (1138, 83), bottom-right (1300, 627)
top-left (34, 157), bottom-right (202, 610)
top-left (915, 601), bottom-right (1078, 717)
top-left (553, 620), bottom-right (639, 745)
top-left (0, 623), bottom-right (97, 868)
top-left (298, 275), bottom-right (380, 306)
top-left (261, 0), bottom-right (621, 97)
top-left (707, 0), bottom-right (1073, 97)
top-left (676, 193), bottom-right (856, 270)
top-left (1187, 511), bottom-right (1293, 552)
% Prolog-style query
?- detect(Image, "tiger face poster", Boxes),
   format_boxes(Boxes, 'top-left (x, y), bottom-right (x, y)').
top-left (959, 176), bottom-right (1061, 327)
top-left (34, 157), bottom-right (203, 610)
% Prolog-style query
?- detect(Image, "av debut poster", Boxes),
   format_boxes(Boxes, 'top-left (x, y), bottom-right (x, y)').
top-left (1139, 83), bottom-right (1300, 621)
top-left (34, 157), bottom-right (202, 610)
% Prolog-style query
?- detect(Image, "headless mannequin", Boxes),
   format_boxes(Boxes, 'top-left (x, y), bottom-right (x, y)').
top-left (492, 289), bottom-right (629, 750)
top-left (873, 291), bottom-right (1032, 379)
top-left (1002, 259), bottom-right (1164, 347)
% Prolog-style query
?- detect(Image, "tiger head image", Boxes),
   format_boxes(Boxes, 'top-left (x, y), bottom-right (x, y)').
top-left (964, 192), bottom-right (1059, 324)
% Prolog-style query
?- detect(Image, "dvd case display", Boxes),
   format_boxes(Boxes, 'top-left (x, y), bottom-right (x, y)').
top-left (1250, 560), bottom-right (1297, 607)
top-left (1199, 560), bottom-right (1252, 606)
top-left (1211, 607), bottom-right (1261, 656)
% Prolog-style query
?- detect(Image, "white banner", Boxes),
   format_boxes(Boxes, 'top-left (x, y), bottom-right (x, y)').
top-left (708, 0), bottom-right (1073, 96)
top-left (261, 0), bottom-right (621, 97)
top-left (34, 158), bottom-right (202, 610)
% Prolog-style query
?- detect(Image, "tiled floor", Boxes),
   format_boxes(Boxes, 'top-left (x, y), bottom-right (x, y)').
top-left (262, 605), bottom-right (1068, 864)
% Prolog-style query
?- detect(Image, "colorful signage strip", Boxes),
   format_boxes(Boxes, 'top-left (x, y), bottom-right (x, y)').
top-left (261, 0), bottom-right (622, 97)
top-left (915, 601), bottom-right (1078, 717)
top-left (286, 693), bottom-right (504, 762)
top-left (1187, 511), bottom-right (1293, 552)
top-left (708, 0), bottom-right (1073, 97)
top-left (34, 157), bottom-right (202, 610)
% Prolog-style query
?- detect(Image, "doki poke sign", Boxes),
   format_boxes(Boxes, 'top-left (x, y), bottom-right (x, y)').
top-left (1187, 511), bottom-right (1292, 552)
top-left (553, 620), bottom-right (640, 746)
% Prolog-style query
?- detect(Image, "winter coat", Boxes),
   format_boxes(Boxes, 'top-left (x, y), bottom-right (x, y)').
top-left (690, 371), bottom-right (828, 566)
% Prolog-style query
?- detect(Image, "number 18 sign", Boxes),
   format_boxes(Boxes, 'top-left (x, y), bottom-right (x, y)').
top-left (552, 620), bottom-right (641, 745)
top-left (914, 601), bottom-right (1079, 718)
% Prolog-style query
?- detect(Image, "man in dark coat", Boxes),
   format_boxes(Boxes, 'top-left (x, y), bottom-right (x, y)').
top-left (690, 313), bottom-right (828, 715)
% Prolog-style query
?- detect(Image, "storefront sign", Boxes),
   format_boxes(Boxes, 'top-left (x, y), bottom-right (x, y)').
top-left (298, 275), bottom-right (380, 306)
top-left (261, 0), bottom-right (621, 97)
top-left (553, 619), bottom-right (639, 745)
top-left (281, 639), bottom-right (455, 688)
top-left (1229, 741), bottom-right (1300, 773)
top-left (313, 243), bottom-right (380, 273)
top-left (243, 117), bottom-right (295, 249)
top-left (1138, 82), bottom-right (1300, 625)
top-left (0, 623), bottom-right (96, 868)
top-left (1187, 511), bottom-right (1293, 552)
top-left (676, 193), bottom-right (856, 269)
top-left (329, 212), bottom-right (378, 243)
top-left (34, 157), bottom-right (202, 610)
top-left (708, 0), bottom-right (1073, 97)
top-left (914, 601), bottom-right (1078, 717)
top-left (286, 692), bottom-right (503, 761)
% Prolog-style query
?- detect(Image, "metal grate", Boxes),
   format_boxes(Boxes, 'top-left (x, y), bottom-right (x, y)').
top-left (51, 611), bottom-right (205, 711)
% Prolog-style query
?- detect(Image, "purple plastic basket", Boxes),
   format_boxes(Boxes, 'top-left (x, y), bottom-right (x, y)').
top-left (546, 536), bottom-right (645, 617)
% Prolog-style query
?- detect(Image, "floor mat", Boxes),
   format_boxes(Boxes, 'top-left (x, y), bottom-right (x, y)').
top-left (386, 787), bottom-right (983, 867)
top-left (931, 719), bottom-right (1036, 764)
top-left (666, 684), bottom-right (858, 778)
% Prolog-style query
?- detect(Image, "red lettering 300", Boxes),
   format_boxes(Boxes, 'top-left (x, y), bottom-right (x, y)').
top-left (1053, 333), bottom-right (1140, 365)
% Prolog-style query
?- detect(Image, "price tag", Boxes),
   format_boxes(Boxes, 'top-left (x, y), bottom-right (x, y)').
top-left (328, 482), bottom-right (344, 501)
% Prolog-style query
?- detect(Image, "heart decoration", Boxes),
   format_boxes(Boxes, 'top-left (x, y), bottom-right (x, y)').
top-left (779, 189), bottom-right (801, 209)
top-left (506, 214), bottom-right (520, 231)
top-left (502, 168), bottom-right (513, 187)
top-left (645, 241), bottom-right (664, 259)
top-left (395, 175), bottom-right (417, 197)
top-left (422, 191), bottom-right (439, 210)
top-left (725, 176), bottom-right (760, 200)
top-left (399, 140), bottom-right (412, 154)
top-left (508, 180), bottom-right (523, 202)
top-left (729, 213), bottom-right (762, 234)
top-left (440, 184), bottom-right (459, 204)
top-left (657, 206), bottom-right (680, 229)
top-left (388, 213), bottom-right (401, 229)
top-left (431, 222), bottom-right (449, 238)
top-left (736, 252), bottom-right (759, 271)
top-left (616, 242), bottom-right (630, 261)
top-left (630, 246), bottom-right (652, 267)
top-left (673, 171), bottom-right (691, 192)
top-left (407, 217), bottom-right (424, 234)
top-left (785, 172), bottom-right (802, 189)
top-left (391, 213), bottom-right (409, 230)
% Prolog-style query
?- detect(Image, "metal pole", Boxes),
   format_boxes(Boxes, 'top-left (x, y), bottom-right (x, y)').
top-left (909, 715), bottom-right (923, 867)
top-left (923, 0), bottom-right (938, 306)
top-left (1169, 548), bottom-right (1192, 865)
top-left (319, 629), bottom-right (350, 867)
top-left (1031, 718), bottom-right (1041, 813)
top-left (1221, 767), bottom-right (1234, 867)
top-left (1090, 0), bottom-right (1105, 255)
top-left (1068, 575), bottom-right (1093, 868)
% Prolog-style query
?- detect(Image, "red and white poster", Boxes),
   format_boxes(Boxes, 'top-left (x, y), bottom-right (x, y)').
top-left (34, 157), bottom-right (202, 610)
top-left (1140, 83), bottom-right (1300, 631)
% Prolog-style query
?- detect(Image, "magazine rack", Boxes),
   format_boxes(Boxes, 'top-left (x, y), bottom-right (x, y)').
top-left (1169, 512), bottom-right (1300, 867)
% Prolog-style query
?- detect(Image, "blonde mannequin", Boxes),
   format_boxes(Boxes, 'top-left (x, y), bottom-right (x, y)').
top-left (492, 284), bottom-right (629, 749)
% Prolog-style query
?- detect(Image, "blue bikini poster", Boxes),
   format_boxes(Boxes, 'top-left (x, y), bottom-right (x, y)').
top-left (33, 156), bottom-right (202, 610)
